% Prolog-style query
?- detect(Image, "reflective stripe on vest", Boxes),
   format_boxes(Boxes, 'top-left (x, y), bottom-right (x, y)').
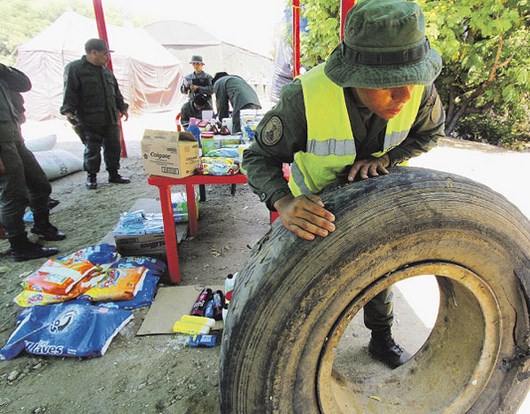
top-left (289, 63), bottom-right (423, 195)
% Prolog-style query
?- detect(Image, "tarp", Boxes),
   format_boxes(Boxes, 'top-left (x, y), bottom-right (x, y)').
top-left (15, 11), bottom-right (185, 121)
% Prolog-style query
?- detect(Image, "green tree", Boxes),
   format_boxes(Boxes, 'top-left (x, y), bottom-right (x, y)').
top-left (0, 0), bottom-right (139, 66)
top-left (420, 0), bottom-right (530, 143)
top-left (300, 0), bottom-right (340, 67)
top-left (289, 0), bottom-right (530, 147)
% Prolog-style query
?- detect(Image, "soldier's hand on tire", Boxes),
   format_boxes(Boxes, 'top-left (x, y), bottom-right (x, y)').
top-left (348, 154), bottom-right (390, 181)
top-left (274, 194), bottom-right (335, 241)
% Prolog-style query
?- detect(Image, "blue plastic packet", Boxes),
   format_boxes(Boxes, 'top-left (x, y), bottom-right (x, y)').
top-left (111, 256), bottom-right (167, 276)
top-left (0, 301), bottom-right (132, 360)
top-left (188, 334), bottom-right (218, 348)
top-left (23, 210), bottom-right (34, 223)
top-left (57, 243), bottom-right (118, 266)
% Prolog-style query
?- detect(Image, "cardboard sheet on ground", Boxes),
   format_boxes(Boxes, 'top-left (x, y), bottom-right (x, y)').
top-left (137, 285), bottom-right (224, 335)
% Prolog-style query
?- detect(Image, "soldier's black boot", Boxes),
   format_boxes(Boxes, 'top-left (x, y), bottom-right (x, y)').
top-left (108, 172), bottom-right (130, 184)
top-left (86, 173), bottom-right (97, 190)
top-left (31, 211), bottom-right (66, 241)
top-left (9, 234), bottom-right (58, 262)
top-left (368, 330), bottom-right (411, 369)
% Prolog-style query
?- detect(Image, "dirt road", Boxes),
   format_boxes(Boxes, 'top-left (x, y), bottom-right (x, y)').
top-left (0, 113), bottom-right (528, 413)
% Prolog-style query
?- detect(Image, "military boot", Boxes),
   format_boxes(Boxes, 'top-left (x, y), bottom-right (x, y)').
top-left (9, 234), bottom-right (58, 262)
top-left (86, 173), bottom-right (97, 190)
top-left (368, 329), bottom-right (411, 369)
top-left (108, 172), bottom-right (130, 184)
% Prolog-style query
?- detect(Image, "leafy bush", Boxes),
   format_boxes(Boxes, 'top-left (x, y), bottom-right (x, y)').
top-left (454, 113), bottom-right (530, 150)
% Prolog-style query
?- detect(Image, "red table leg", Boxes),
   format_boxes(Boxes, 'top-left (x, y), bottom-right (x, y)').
top-left (148, 173), bottom-right (249, 284)
top-left (155, 183), bottom-right (180, 284)
top-left (185, 183), bottom-right (199, 238)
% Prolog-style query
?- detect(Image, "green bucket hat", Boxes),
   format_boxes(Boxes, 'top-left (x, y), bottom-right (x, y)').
top-left (189, 55), bottom-right (204, 64)
top-left (324, 0), bottom-right (442, 89)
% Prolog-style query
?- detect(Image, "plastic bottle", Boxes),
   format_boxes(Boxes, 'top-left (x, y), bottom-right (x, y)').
top-left (204, 299), bottom-right (214, 318)
top-left (200, 131), bottom-right (216, 155)
top-left (224, 273), bottom-right (238, 303)
top-left (190, 288), bottom-right (212, 316)
top-left (212, 290), bottom-right (225, 321)
top-left (187, 117), bottom-right (201, 147)
top-left (180, 315), bottom-right (216, 328)
top-left (222, 303), bottom-right (229, 323)
top-left (172, 321), bottom-right (210, 335)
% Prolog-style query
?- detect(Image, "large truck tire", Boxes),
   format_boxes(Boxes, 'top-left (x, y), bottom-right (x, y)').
top-left (220, 167), bottom-right (530, 414)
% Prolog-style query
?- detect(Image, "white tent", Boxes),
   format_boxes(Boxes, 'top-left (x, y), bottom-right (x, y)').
top-left (16, 11), bottom-right (185, 121)
top-left (144, 20), bottom-right (274, 100)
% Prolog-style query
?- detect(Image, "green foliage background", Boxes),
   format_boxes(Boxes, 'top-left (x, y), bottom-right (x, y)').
top-left (0, 0), bottom-right (141, 65)
top-left (287, 0), bottom-right (530, 149)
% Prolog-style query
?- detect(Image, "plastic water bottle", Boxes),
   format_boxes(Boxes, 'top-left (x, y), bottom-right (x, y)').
top-left (224, 273), bottom-right (238, 303)
top-left (222, 304), bottom-right (229, 323)
top-left (187, 117), bottom-right (201, 147)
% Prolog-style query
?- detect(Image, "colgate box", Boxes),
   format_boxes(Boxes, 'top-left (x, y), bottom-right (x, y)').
top-left (141, 130), bottom-right (199, 178)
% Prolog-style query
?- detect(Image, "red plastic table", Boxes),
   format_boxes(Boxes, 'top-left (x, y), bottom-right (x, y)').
top-left (148, 173), bottom-right (248, 283)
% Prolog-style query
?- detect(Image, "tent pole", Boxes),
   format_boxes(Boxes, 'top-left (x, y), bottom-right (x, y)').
top-left (92, 0), bottom-right (128, 158)
top-left (340, 0), bottom-right (356, 40)
top-left (293, 0), bottom-right (355, 76)
top-left (292, 0), bottom-right (300, 77)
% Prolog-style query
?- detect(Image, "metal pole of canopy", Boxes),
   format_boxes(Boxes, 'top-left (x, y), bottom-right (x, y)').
top-left (92, 0), bottom-right (128, 158)
top-left (340, 0), bottom-right (356, 40)
top-left (293, 0), bottom-right (354, 76)
top-left (292, 0), bottom-right (301, 77)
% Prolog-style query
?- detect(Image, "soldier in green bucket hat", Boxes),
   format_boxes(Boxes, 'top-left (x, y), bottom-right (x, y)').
top-left (243, 0), bottom-right (445, 369)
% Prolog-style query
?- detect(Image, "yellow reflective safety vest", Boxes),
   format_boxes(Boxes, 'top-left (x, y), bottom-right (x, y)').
top-left (288, 64), bottom-right (424, 196)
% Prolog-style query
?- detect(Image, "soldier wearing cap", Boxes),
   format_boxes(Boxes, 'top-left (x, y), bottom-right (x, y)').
top-left (60, 38), bottom-right (130, 190)
top-left (180, 55), bottom-right (213, 106)
top-left (243, 0), bottom-right (446, 369)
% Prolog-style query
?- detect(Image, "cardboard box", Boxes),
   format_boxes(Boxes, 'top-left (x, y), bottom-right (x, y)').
top-left (141, 130), bottom-right (199, 178)
top-left (114, 233), bottom-right (167, 256)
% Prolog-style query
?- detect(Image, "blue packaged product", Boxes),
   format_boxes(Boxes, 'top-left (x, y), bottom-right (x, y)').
top-left (0, 301), bottom-right (133, 360)
top-left (57, 243), bottom-right (118, 266)
top-left (111, 256), bottom-right (167, 276)
top-left (188, 334), bottom-right (218, 348)
top-left (204, 299), bottom-right (214, 318)
top-left (187, 118), bottom-right (201, 146)
top-left (23, 210), bottom-right (34, 223)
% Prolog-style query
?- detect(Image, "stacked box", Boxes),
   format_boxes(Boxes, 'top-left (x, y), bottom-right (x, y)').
top-left (113, 211), bottom-right (168, 256)
top-left (113, 192), bottom-right (198, 256)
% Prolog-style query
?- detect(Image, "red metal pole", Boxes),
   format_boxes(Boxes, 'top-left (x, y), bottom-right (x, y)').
top-left (92, 0), bottom-right (128, 158)
top-left (340, 0), bottom-right (356, 40)
top-left (292, 0), bottom-right (301, 77)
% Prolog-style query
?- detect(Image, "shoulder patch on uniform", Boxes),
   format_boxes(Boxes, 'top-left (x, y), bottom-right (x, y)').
top-left (430, 98), bottom-right (443, 124)
top-left (261, 116), bottom-right (283, 146)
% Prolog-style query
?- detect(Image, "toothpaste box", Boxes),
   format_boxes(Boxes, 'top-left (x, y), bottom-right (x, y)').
top-left (141, 130), bottom-right (199, 179)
